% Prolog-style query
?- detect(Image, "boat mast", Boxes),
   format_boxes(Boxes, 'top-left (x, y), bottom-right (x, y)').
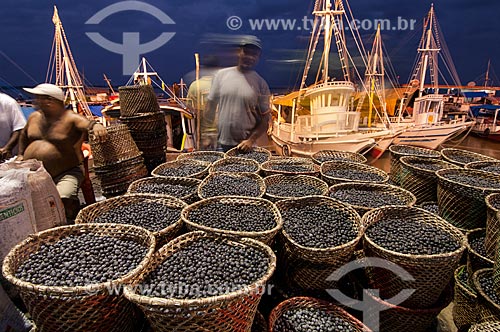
top-left (484, 59), bottom-right (491, 88)
top-left (51, 6), bottom-right (92, 117)
top-left (418, 4), bottom-right (440, 97)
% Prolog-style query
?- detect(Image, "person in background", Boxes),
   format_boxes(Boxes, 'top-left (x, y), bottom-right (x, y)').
top-left (0, 92), bottom-right (26, 161)
top-left (205, 36), bottom-right (271, 152)
top-left (18, 83), bottom-right (108, 221)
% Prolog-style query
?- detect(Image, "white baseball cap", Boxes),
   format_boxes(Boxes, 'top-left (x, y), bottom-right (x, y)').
top-left (23, 83), bottom-right (65, 101)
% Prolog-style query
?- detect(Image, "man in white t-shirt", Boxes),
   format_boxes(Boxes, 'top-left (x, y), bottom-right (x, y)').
top-left (0, 92), bottom-right (26, 161)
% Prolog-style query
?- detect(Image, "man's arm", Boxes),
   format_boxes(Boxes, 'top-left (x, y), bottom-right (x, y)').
top-left (0, 130), bottom-right (22, 159)
top-left (73, 114), bottom-right (108, 142)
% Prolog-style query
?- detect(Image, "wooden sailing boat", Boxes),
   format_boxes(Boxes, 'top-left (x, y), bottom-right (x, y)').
top-left (270, 0), bottom-right (397, 157)
top-left (391, 4), bottom-right (473, 149)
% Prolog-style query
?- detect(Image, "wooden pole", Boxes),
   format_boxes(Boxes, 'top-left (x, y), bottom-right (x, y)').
top-left (195, 53), bottom-right (201, 150)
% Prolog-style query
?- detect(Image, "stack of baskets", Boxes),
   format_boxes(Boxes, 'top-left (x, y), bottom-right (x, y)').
top-left (119, 85), bottom-right (167, 173)
top-left (388, 145), bottom-right (441, 185)
top-left (89, 124), bottom-right (147, 197)
top-left (1, 223), bottom-right (155, 332)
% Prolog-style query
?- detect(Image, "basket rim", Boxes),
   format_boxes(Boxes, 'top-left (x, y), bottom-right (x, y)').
top-left (436, 168), bottom-right (500, 191)
top-left (399, 155), bottom-right (460, 174)
top-left (441, 148), bottom-right (498, 164)
top-left (465, 228), bottom-right (495, 265)
top-left (389, 144), bottom-right (441, 158)
top-left (123, 231), bottom-right (277, 306)
top-left (208, 156), bottom-right (261, 174)
top-left (320, 160), bottom-right (389, 183)
top-left (454, 264), bottom-right (477, 298)
top-left (311, 149), bottom-right (368, 164)
top-left (75, 193), bottom-right (187, 237)
top-left (1, 223), bottom-right (156, 295)
top-left (176, 151), bottom-right (225, 162)
top-left (264, 174), bottom-right (329, 199)
top-left (224, 146), bottom-right (272, 162)
top-left (197, 172), bottom-right (266, 199)
top-left (151, 159), bottom-right (211, 178)
top-left (362, 206), bottom-right (466, 260)
top-left (261, 157), bottom-right (320, 175)
top-left (181, 195), bottom-right (282, 237)
top-left (276, 195), bottom-right (363, 253)
top-left (126, 176), bottom-right (201, 199)
top-left (472, 268), bottom-right (500, 311)
top-left (465, 160), bottom-right (500, 170)
top-left (485, 193), bottom-right (500, 212)
top-left (327, 182), bottom-right (417, 210)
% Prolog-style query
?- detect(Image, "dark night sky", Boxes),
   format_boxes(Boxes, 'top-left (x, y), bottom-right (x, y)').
top-left (1, 0), bottom-right (499, 93)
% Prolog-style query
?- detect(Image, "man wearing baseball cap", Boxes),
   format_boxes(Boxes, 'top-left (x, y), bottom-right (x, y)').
top-left (19, 83), bottom-right (108, 221)
top-left (205, 35), bottom-right (271, 152)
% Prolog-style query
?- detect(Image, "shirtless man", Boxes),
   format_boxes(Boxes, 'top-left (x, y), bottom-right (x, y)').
top-left (18, 83), bottom-right (108, 220)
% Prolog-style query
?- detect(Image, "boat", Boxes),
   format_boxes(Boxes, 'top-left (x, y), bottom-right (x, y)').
top-left (470, 104), bottom-right (500, 141)
top-left (270, 0), bottom-right (399, 157)
top-left (390, 4), bottom-right (473, 150)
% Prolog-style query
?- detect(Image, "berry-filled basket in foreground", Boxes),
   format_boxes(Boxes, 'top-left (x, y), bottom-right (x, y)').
top-left (311, 149), bottom-right (367, 165)
top-left (75, 194), bottom-right (186, 247)
top-left (328, 182), bottom-right (416, 216)
top-left (151, 159), bottom-right (211, 179)
top-left (436, 168), bottom-right (500, 230)
top-left (268, 296), bottom-right (372, 332)
top-left (1, 223), bottom-right (156, 332)
top-left (181, 196), bottom-right (282, 246)
top-left (441, 148), bottom-right (498, 166)
top-left (275, 196), bottom-right (362, 290)
top-left (224, 146), bottom-right (272, 164)
top-left (320, 160), bottom-right (389, 186)
top-left (388, 144), bottom-right (441, 185)
top-left (127, 176), bottom-right (201, 204)
top-left (264, 174), bottom-right (329, 201)
top-left (261, 157), bottom-right (320, 177)
top-left (123, 231), bottom-right (276, 332)
top-left (198, 172), bottom-right (266, 199)
top-left (362, 206), bottom-right (466, 308)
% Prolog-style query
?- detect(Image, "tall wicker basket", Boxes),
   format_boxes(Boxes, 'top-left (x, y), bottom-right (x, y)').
top-left (466, 228), bottom-right (494, 282)
top-left (362, 206), bottom-right (466, 308)
top-left (485, 193), bottom-right (500, 259)
top-left (452, 265), bottom-right (478, 330)
top-left (388, 145), bottom-right (441, 185)
top-left (118, 85), bottom-right (160, 117)
top-left (1, 224), bottom-right (155, 332)
top-left (123, 231), bottom-right (276, 332)
top-left (472, 268), bottom-right (500, 324)
top-left (441, 148), bottom-right (498, 166)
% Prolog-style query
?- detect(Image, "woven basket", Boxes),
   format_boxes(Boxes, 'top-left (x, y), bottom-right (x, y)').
top-left (127, 176), bottom-right (201, 204)
top-left (389, 145), bottom-right (441, 185)
top-left (198, 172), bottom-right (266, 199)
top-left (261, 157), bottom-right (320, 177)
top-left (120, 112), bottom-right (166, 132)
top-left (209, 157), bottom-right (260, 174)
top-left (419, 201), bottom-right (440, 215)
top-left (466, 229), bottom-right (495, 282)
top-left (176, 151), bottom-right (225, 164)
top-left (251, 311), bottom-right (267, 332)
top-left (151, 159), bottom-right (210, 179)
top-left (320, 160), bottom-right (389, 186)
top-left (101, 168), bottom-right (149, 198)
top-left (312, 149), bottom-right (367, 165)
top-left (89, 124), bottom-right (142, 167)
top-left (181, 196), bottom-right (282, 245)
top-left (225, 146), bottom-right (272, 164)
top-left (453, 265), bottom-right (478, 330)
top-left (472, 268), bottom-right (500, 324)
top-left (468, 321), bottom-right (500, 332)
top-left (399, 156), bottom-right (460, 204)
top-left (75, 194), bottom-right (186, 247)
top-left (1, 223), bottom-right (155, 332)
top-left (485, 194), bottom-right (500, 260)
top-left (264, 174), bottom-right (329, 201)
top-left (436, 168), bottom-right (500, 230)
top-left (496, 211), bottom-right (500, 296)
top-left (328, 183), bottom-right (416, 217)
top-left (365, 287), bottom-right (452, 332)
top-left (268, 296), bottom-right (371, 332)
top-left (275, 196), bottom-right (362, 290)
top-left (465, 161), bottom-right (500, 175)
top-left (441, 148), bottom-right (498, 166)
top-left (123, 231), bottom-right (276, 332)
top-left (362, 206), bottom-right (466, 308)
top-left (93, 154), bottom-right (145, 173)
top-left (118, 85), bottom-right (160, 118)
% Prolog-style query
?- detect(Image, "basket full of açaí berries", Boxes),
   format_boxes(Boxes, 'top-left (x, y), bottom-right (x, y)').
top-left (123, 231), bottom-right (276, 332)
top-left (2, 223), bottom-right (156, 332)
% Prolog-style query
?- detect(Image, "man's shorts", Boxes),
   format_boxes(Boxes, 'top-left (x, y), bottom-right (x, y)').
top-left (53, 166), bottom-right (84, 200)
